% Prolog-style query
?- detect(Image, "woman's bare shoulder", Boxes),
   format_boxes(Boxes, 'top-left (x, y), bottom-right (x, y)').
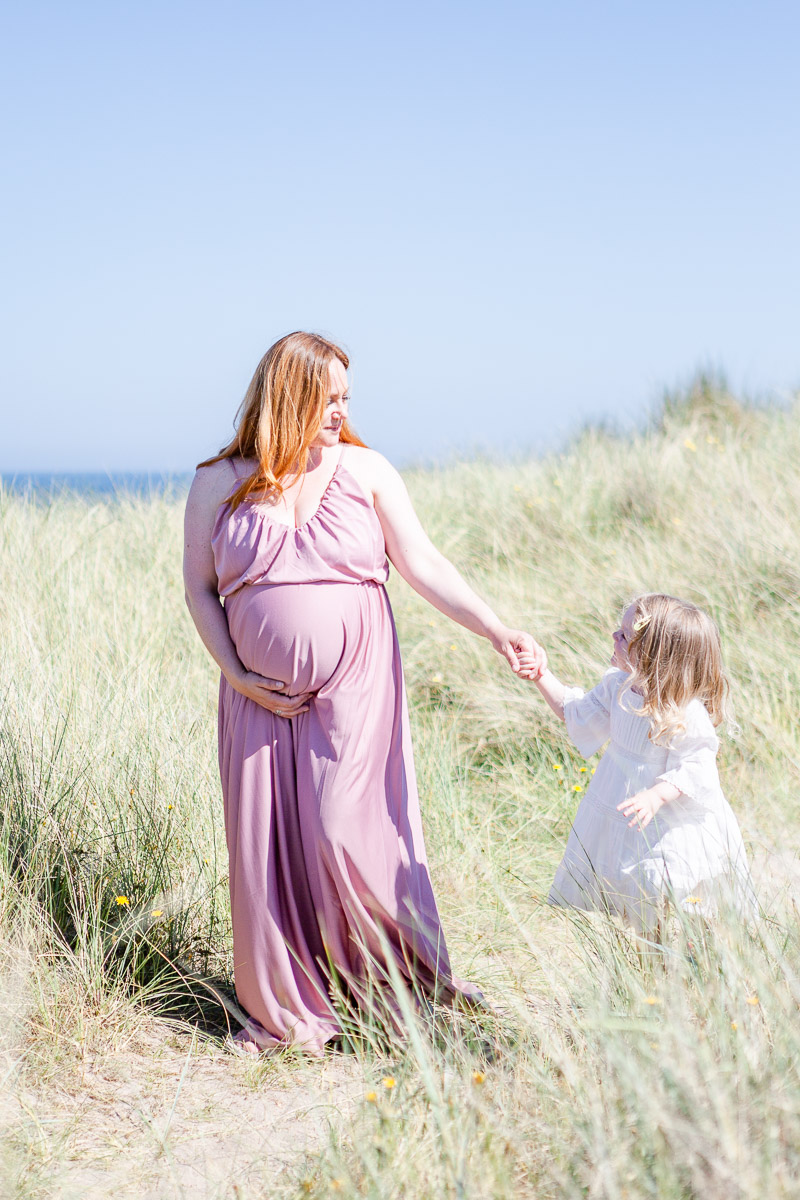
top-left (185, 458), bottom-right (237, 520)
top-left (341, 445), bottom-right (397, 488)
top-left (341, 443), bottom-right (385, 466)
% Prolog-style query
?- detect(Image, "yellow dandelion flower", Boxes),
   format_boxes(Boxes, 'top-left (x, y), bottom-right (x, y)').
top-left (573, 785), bottom-right (583, 793)
top-left (381, 1076), bottom-right (397, 1089)
top-left (552, 764), bottom-right (562, 771)
top-left (644, 995), bottom-right (659, 1006)
top-left (579, 767), bottom-right (587, 773)
top-left (203, 857), bottom-right (209, 864)
top-left (365, 1091), bottom-right (377, 1103)
top-left (685, 896), bottom-right (702, 905)
top-left (683, 438), bottom-right (697, 452)
top-left (150, 909), bottom-right (163, 918)
top-left (116, 895), bottom-right (130, 907)
top-left (731, 1021), bottom-right (738, 1031)
top-left (167, 804), bottom-right (173, 811)
top-left (449, 643), bottom-right (457, 651)
top-left (591, 767), bottom-right (596, 775)
top-left (472, 1070), bottom-right (486, 1085)
top-left (746, 994), bottom-right (759, 1007)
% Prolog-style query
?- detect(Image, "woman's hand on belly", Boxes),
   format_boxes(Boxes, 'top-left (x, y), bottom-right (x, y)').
top-left (230, 669), bottom-right (312, 717)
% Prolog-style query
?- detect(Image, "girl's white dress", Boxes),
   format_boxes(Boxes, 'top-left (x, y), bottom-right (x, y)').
top-left (550, 669), bottom-right (756, 933)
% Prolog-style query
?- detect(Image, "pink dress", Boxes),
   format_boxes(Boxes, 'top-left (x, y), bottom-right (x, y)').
top-left (211, 453), bottom-right (478, 1052)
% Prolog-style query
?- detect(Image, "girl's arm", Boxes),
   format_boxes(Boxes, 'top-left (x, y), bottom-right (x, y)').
top-left (521, 662), bottom-right (620, 759)
top-left (620, 701), bottom-right (720, 828)
top-left (531, 668), bottom-right (568, 722)
top-left (183, 464), bottom-right (310, 716)
top-left (355, 450), bottom-right (546, 676)
top-left (617, 782), bottom-right (681, 829)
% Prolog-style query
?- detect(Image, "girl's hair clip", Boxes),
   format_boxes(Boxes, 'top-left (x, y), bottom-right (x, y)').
top-left (632, 614), bottom-right (651, 633)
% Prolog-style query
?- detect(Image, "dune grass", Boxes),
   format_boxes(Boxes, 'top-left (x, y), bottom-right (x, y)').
top-left (1, 376), bottom-right (799, 1198)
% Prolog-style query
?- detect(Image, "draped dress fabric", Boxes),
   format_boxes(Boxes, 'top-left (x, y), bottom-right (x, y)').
top-left (550, 668), bottom-right (756, 934)
top-left (211, 453), bottom-right (478, 1053)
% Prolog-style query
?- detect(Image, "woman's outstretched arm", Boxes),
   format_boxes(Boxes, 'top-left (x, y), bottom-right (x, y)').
top-left (350, 449), bottom-right (545, 676)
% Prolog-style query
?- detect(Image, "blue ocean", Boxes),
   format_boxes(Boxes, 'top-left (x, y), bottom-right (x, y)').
top-left (1, 471), bottom-right (194, 499)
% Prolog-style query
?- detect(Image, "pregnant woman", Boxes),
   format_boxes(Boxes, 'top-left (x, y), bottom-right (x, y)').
top-left (184, 331), bottom-right (544, 1055)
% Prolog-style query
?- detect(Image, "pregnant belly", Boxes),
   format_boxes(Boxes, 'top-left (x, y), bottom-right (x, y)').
top-left (224, 581), bottom-right (356, 696)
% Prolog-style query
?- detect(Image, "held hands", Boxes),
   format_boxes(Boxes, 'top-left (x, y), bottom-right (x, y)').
top-left (229, 670), bottom-right (312, 718)
top-left (515, 643), bottom-right (549, 681)
top-left (516, 654), bottom-right (547, 681)
top-left (493, 629), bottom-right (547, 679)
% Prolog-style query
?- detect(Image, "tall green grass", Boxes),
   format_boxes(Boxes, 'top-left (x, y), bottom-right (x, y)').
top-left (1, 378), bottom-right (799, 1197)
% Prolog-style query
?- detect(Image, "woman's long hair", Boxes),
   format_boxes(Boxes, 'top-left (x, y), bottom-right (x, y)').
top-left (198, 331), bottom-right (366, 512)
top-left (623, 593), bottom-right (732, 743)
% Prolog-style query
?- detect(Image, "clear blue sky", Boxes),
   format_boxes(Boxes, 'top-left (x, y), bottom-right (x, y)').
top-left (2, 0), bottom-right (798, 472)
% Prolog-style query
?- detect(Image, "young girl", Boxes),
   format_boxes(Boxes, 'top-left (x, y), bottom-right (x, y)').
top-left (520, 594), bottom-right (756, 936)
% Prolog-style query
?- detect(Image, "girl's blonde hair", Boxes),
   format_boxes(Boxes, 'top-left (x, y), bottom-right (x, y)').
top-left (198, 331), bottom-right (366, 512)
top-left (623, 593), bottom-right (731, 743)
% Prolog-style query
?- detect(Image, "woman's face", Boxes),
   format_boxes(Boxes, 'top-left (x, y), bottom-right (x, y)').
top-left (311, 359), bottom-right (350, 449)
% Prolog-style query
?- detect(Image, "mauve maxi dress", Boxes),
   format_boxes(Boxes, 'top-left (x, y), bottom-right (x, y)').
top-left (211, 455), bottom-right (479, 1052)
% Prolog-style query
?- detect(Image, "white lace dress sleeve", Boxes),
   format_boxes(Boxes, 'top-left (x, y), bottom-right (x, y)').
top-left (655, 701), bottom-right (722, 807)
top-left (563, 668), bottom-right (627, 757)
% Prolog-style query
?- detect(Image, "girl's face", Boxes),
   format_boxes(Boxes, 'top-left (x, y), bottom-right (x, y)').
top-left (611, 604), bottom-right (637, 672)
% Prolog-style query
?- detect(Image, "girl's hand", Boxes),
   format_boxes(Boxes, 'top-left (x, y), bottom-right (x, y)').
top-left (618, 787), bottom-right (666, 829)
top-left (493, 629), bottom-right (547, 678)
top-left (230, 671), bottom-right (312, 717)
top-left (517, 648), bottom-right (548, 681)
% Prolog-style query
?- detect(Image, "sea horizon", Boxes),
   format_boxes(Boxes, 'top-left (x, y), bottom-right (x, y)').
top-left (1, 470), bottom-right (195, 498)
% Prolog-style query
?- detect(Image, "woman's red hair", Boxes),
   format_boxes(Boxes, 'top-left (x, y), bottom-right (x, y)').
top-left (198, 331), bottom-right (366, 512)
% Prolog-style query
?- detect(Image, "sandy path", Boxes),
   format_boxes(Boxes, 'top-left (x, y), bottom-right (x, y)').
top-left (2, 1018), bottom-right (364, 1200)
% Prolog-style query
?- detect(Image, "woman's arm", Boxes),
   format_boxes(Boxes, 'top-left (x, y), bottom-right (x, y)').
top-left (183, 464), bottom-right (310, 716)
top-left (354, 450), bottom-right (545, 675)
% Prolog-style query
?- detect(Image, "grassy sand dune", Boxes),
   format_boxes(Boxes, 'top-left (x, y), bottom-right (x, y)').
top-left (2, 378), bottom-right (799, 1198)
